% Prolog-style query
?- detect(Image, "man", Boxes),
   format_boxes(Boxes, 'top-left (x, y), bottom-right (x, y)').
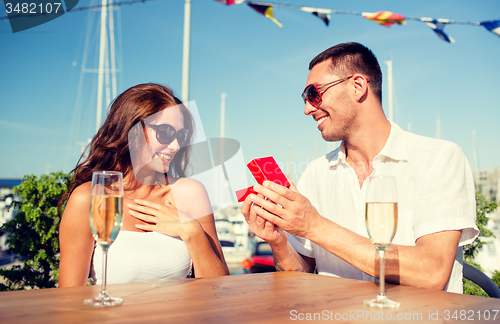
top-left (241, 42), bottom-right (478, 293)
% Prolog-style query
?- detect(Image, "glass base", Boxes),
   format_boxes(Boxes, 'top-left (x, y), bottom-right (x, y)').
top-left (84, 293), bottom-right (123, 307)
top-left (364, 295), bottom-right (400, 308)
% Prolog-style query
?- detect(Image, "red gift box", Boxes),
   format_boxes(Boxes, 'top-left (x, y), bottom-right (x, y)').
top-left (236, 157), bottom-right (290, 202)
top-left (235, 186), bottom-right (257, 202)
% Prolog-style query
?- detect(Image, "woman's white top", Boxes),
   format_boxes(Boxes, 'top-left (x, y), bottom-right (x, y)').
top-left (92, 231), bottom-right (192, 284)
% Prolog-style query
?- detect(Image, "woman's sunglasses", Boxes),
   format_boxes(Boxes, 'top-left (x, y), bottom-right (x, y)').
top-left (302, 75), bottom-right (370, 107)
top-left (145, 123), bottom-right (190, 146)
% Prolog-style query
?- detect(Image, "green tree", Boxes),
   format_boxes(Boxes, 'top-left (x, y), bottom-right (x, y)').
top-left (491, 270), bottom-right (500, 288)
top-left (464, 192), bottom-right (497, 262)
top-left (463, 191), bottom-right (498, 296)
top-left (0, 172), bottom-right (66, 291)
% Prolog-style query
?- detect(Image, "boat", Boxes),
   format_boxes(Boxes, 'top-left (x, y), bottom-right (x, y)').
top-left (214, 203), bottom-right (252, 266)
top-left (215, 218), bottom-right (236, 250)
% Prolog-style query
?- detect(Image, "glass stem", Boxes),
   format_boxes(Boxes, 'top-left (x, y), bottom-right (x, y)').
top-left (378, 249), bottom-right (386, 299)
top-left (101, 246), bottom-right (109, 297)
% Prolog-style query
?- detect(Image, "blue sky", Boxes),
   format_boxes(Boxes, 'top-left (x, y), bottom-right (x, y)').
top-left (1, 0), bottom-right (499, 185)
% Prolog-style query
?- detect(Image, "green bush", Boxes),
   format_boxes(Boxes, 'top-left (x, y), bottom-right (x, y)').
top-left (492, 270), bottom-right (500, 288)
top-left (462, 192), bottom-right (499, 297)
top-left (0, 172), bottom-right (66, 291)
top-left (464, 192), bottom-right (497, 262)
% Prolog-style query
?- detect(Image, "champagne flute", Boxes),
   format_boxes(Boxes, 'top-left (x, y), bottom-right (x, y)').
top-left (363, 175), bottom-right (400, 308)
top-left (84, 171), bottom-right (124, 306)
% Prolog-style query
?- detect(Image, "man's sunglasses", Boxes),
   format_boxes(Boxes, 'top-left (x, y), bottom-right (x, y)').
top-left (144, 122), bottom-right (190, 146)
top-left (302, 75), bottom-right (370, 107)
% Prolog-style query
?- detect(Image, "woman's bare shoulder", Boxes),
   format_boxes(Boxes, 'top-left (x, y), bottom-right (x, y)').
top-left (170, 177), bottom-right (207, 195)
top-left (169, 177), bottom-right (212, 216)
top-left (60, 182), bottom-right (92, 228)
top-left (69, 182), bottom-right (92, 203)
top-left (63, 182), bottom-right (92, 216)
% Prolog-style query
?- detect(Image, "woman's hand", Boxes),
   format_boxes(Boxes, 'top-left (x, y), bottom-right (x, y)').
top-left (128, 199), bottom-right (201, 239)
top-left (129, 197), bottom-right (229, 277)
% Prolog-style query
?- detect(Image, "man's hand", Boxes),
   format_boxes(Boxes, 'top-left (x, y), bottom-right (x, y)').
top-left (246, 180), bottom-right (322, 240)
top-left (241, 186), bottom-right (317, 274)
top-left (241, 193), bottom-right (288, 248)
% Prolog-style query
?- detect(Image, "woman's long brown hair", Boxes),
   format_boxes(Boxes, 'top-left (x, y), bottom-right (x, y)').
top-left (58, 83), bottom-right (194, 211)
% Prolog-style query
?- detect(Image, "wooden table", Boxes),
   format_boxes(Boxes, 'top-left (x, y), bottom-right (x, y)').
top-left (0, 272), bottom-right (499, 323)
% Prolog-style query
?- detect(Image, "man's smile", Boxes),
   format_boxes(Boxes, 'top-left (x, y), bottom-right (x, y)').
top-left (315, 115), bottom-right (328, 129)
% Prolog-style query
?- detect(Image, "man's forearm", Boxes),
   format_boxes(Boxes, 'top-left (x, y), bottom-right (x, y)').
top-left (271, 241), bottom-right (315, 273)
top-left (306, 217), bottom-right (460, 290)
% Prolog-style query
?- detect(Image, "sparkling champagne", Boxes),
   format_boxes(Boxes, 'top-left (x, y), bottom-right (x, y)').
top-left (90, 195), bottom-right (123, 248)
top-left (85, 171), bottom-right (124, 307)
top-left (363, 176), bottom-right (400, 308)
top-left (365, 202), bottom-right (398, 248)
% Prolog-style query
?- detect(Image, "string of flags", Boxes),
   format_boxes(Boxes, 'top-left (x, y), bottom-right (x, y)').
top-left (215, 0), bottom-right (500, 44)
top-left (3, 0), bottom-right (498, 41)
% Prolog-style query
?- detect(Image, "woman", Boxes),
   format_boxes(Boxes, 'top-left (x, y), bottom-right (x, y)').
top-left (59, 83), bottom-right (229, 287)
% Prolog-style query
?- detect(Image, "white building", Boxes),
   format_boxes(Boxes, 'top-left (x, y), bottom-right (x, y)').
top-left (0, 180), bottom-right (21, 252)
top-left (474, 168), bottom-right (500, 204)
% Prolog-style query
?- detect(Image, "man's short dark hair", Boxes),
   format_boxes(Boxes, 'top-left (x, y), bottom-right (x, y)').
top-left (309, 42), bottom-right (382, 102)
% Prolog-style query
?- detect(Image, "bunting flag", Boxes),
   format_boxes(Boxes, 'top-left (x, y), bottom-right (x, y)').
top-left (422, 18), bottom-right (455, 43)
top-left (361, 11), bottom-right (405, 27)
top-left (300, 7), bottom-right (331, 27)
top-left (313, 12), bottom-right (330, 27)
top-left (247, 3), bottom-right (282, 28)
top-left (215, 0), bottom-right (246, 5)
top-left (481, 20), bottom-right (500, 37)
top-left (210, 1), bottom-right (499, 43)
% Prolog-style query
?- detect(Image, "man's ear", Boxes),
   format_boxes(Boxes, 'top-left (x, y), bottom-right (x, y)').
top-left (352, 75), bottom-right (370, 102)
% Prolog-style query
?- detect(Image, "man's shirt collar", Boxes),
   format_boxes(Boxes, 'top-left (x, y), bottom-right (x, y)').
top-left (327, 120), bottom-right (408, 167)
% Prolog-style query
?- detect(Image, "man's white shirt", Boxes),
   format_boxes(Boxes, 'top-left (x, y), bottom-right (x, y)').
top-left (289, 121), bottom-right (478, 293)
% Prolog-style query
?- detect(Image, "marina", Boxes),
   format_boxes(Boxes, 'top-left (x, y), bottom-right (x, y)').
top-left (213, 203), bottom-right (253, 274)
top-left (2, 172), bottom-right (500, 278)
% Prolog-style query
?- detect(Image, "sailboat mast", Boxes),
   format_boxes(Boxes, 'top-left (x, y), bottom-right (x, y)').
top-left (385, 59), bottom-right (393, 121)
top-left (181, 0), bottom-right (191, 103)
top-left (435, 114), bottom-right (441, 139)
top-left (96, 0), bottom-right (108, 132)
